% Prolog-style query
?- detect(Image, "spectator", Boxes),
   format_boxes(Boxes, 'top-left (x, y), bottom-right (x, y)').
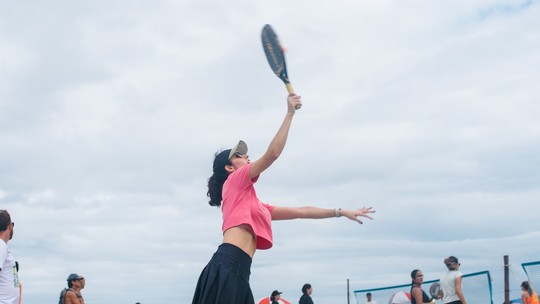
top-left (440, 256), bottom-right (467, 304)
top-left (366, 292), bottom-right (377, 304)
top-left (271, 290), bottom-right (283, 304)
top-left (299, 283), bottom-right (314, 304)
top-left (0, 210), bottom-right (20, 304)
top-left (521, 281), bottom-right (539, 304)
top-left (64, 273), bottom-right (86, 304)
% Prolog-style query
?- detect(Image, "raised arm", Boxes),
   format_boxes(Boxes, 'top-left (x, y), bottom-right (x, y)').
top-left (249, 92), bottom-right (301, 179)
top-left (271, 206), bottom-right (375, 224)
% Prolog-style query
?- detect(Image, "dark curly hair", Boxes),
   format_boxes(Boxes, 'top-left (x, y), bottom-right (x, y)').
top-left (207, 150), bottom-right (231, 207)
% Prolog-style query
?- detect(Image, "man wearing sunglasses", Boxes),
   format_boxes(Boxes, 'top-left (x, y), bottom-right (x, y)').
top-left (63, 273), bottom-right (86, 304)
top-left (0, 210), bottom-right (20, 304)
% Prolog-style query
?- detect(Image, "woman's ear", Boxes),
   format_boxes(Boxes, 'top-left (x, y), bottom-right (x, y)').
top-left (224, 164), bottom-right (235, 173)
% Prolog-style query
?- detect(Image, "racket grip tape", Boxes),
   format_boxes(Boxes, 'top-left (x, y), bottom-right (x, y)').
top-left (285, 83), bottom-right (294, 93)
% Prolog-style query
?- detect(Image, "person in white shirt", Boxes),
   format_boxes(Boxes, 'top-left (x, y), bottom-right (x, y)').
top-left (440, 256), bottom-right (467, 304)
top-left (366, 292), bottom-right (378, 304)
top-left (0, 210), bottom-right (20, 304)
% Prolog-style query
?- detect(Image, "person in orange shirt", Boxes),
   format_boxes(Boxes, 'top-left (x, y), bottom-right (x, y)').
top-left (521, 281), bottom-right (539, 304)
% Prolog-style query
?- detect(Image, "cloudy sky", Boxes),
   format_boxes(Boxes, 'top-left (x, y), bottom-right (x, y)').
top-left (1, 0), bottom-right (539, 303)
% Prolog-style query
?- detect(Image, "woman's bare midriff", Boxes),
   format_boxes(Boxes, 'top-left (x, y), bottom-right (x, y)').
top-left (223, 225), bottom-right (257, 258)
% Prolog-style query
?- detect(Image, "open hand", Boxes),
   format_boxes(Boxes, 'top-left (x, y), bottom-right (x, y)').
top-left (341, 206), bottom-right (375, 224)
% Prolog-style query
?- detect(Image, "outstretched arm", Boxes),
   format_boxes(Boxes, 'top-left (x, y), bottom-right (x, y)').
top-left (271, 206), bottom-right (375, 224)
top-left (249, 92), bottom-right (301, 179)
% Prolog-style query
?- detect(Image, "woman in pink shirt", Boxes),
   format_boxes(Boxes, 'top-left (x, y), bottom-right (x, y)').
top-left (192, 92), bottom-right (375, 304)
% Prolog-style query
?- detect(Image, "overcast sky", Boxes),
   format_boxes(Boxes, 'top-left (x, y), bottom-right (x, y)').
top-left (1, 1), bottom-right (539, 303)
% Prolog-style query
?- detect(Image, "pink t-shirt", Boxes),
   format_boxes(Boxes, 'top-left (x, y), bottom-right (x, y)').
top-left (221, 164), bottom-right (274, 250)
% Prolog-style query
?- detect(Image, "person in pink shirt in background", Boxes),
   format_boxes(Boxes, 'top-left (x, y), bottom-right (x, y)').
top-left (192, 92), bottom-right (376, 304)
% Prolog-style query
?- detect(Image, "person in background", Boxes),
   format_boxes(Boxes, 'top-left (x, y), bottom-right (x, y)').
top-left (440, 256), bottom-right (467, 304)
top-left (0, 210), bottom-right (20, 304)
top-left (271, 290), bottom-right (283, 304)
top-left (521, 281), bottom-right (539, 304)
top-left (410, 269), bottom-right (434, 304)
top-left (65, 273), bottom-right (85, 304)
top-left (366, 292), bottom-right (377, 304)
top-left (299, 283), bottom-right (314, 304)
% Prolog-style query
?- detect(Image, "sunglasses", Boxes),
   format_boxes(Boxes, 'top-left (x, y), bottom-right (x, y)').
top-left (227, 153), bottom-right (247, 165)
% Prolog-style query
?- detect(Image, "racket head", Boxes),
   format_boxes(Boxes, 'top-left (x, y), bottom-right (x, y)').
top-left (261, 24), bottom-right (290, 85)
top-left (429, 282), bottom-right (441, 299)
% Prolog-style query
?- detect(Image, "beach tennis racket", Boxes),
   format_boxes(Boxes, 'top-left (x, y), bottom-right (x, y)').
top-left (429, 282), bottom-right (441, 299)
top-left (261, 24), bottom-right (301, 109)
top-left (261, 24), bottom-right (292, 92)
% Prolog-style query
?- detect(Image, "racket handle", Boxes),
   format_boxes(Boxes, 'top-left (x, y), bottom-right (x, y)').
top-left (285, 83), bottom-right (294, 93)
top-left (285, 83), bottom-right (301, 110)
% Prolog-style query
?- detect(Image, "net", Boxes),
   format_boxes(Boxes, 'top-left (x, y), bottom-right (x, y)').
top-left (354, 270), bottom-right (493, 304)
top-left (522, 261), bottom-right (540, 292)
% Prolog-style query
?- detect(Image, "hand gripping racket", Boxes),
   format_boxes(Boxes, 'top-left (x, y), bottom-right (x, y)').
top-left (261, 24), bottom-right (300, 109)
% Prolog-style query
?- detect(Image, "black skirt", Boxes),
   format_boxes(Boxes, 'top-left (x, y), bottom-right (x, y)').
top-left (192, 243), bottom-right (255, 304)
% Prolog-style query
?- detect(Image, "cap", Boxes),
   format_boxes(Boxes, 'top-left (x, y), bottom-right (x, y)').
top-left (229, 140), bottom-right (247, 159)
top-left (67, 273), bottom-right (83, 282)
top-left (445, 256), bottom-right (459, 264)
top-left (271, 290), bottom-right (282, 299)
top-left (212, 140), bottom-right (248, 173)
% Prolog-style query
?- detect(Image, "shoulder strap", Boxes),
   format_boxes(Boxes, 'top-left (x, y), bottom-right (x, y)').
top-left (62, 288), bottom-right (79, 304)
top-left (59, 288), bottom-right (68, 304)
